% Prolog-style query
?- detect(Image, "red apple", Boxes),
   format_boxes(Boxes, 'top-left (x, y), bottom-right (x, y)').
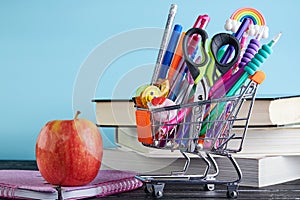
top-left (36, 111), bottom-right (103, 186)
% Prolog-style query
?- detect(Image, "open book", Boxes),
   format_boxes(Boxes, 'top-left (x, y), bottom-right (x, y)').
top-left (0, 169), bottom-right (142, 199)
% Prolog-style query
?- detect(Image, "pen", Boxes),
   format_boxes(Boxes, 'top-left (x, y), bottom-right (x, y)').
top-left (151, 4), bottom-right (178, 84)
top-left (157, 24), bottom-right (183, 80)
top-left (187, 14), bottom-right (210, 55)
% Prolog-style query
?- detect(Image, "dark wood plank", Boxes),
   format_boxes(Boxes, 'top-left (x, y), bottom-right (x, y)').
top-left (1, 160), bottom-right (299, 199)
top-left (0, 160), bottom-right (38, 170)
top-left (101, 180), bottom-right (300, 199)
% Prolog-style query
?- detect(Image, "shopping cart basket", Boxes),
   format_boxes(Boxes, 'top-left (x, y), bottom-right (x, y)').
top-left (134, 80), bottom-right (259, 199)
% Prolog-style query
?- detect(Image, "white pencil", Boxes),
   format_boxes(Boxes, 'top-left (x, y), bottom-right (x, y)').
top-left (151, 4), bottom-right (178, 84)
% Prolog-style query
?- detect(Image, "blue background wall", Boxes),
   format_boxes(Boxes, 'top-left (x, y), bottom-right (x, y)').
top-left (1, 0), bottom-right (299, 160)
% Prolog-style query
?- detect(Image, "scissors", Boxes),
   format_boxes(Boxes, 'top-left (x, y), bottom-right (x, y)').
top-left (182, 27), bottom-right (241, 101)
top-left (181, 28), bottom-right (241, 152)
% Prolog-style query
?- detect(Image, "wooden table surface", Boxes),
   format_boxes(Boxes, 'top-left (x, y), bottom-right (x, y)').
top-left (1, 160), bottom-right (299, 199)
top-left (101, 179), bottom-right (300, 199)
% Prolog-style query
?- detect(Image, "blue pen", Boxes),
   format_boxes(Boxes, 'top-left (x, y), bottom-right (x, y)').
top-left (157, 24), bottom-right (183, 80)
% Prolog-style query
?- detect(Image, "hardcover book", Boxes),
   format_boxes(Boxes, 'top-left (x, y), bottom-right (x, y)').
top-left (116, 126), bottom-right (300, 156)
top-left (92, 95), bottom-right (300, 127)
top-left (102, 147), bottom-right (300, 188)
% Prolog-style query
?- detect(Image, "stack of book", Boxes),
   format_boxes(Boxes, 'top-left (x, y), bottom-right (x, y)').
top-left (92, 95), bottom-right (300, 187)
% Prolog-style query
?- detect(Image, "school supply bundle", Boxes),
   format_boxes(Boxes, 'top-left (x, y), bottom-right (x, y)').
top-left (132, 5), bottom-right (281, 198)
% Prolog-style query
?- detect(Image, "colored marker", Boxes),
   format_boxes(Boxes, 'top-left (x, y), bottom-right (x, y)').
top-left (157, 24), bottom-right (183, 80)
top-left (167, 32), bottom-right (185, 86)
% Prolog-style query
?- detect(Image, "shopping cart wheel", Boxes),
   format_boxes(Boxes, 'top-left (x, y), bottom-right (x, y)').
top-left (144, 183), bottom-right (165, 198)
top-left (144, 183), bottom-right (153, 194)
top-left (226, 190), bottom-right (238, 199)
top-left (226, 184), bottom-right (239, 199)
top-left (204, 183), bottom-right (215, 191)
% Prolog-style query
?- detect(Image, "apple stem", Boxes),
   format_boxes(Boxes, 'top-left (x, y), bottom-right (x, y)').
top-left (74, 111), bottom-right (81, 119)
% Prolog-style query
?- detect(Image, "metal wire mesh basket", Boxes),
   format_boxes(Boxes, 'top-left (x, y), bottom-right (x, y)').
top-left (136, 80), bottom-right (257, 154)
top-left (134, 80), bottom-right (259, 198)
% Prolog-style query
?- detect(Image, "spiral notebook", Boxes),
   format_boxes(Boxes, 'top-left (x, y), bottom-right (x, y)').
top-left (0, 169), bottom-right (142, 199)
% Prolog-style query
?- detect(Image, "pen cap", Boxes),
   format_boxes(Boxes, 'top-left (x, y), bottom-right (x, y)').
top-left (193, 14), bottom-right (210, 29)
top-left (250, 70), bottom-right (266, 84)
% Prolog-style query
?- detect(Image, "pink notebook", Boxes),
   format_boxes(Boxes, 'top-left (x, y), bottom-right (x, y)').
top-left (0, 169), bottom-right (143, 199)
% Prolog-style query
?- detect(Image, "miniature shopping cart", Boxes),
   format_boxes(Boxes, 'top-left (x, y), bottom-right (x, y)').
top-left (134, 80), bottom-right (259, 199)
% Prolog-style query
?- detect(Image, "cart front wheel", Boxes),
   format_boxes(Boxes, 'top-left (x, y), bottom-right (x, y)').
top-left (226, 190), bottom-right (238, 199)
top-left (144, 183), bottom-right (153, 194)
top-left (144, 183), bottom-right (165, 199)
top-left (153, 190), bottom-right (163, 198)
